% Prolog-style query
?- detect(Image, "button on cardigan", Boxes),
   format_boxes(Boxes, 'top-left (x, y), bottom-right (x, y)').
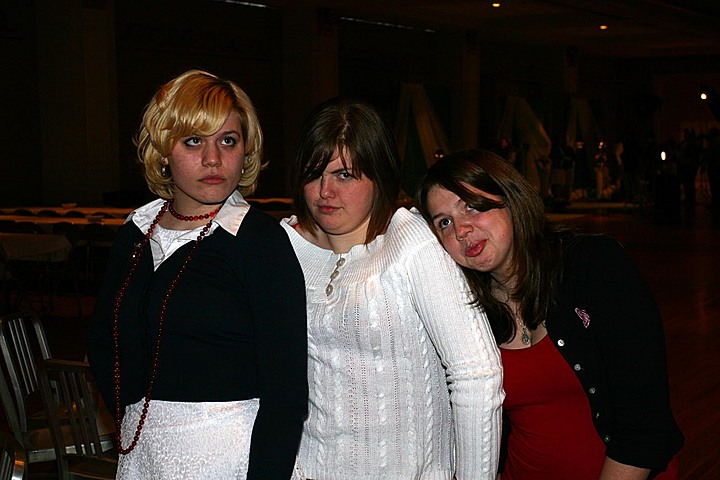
top-left (547, 234), bottom-right (683, 471)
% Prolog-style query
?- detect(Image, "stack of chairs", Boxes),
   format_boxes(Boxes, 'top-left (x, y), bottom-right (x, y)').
top-left (39, 359), bottom-right (117, 479)
top-left (0, 310), bottom-right (116, 479)
top-left (0, 431), bottom-right (25, 480)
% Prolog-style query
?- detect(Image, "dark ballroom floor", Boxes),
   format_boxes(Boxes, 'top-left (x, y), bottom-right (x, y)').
top-left (562, 203), bottom-right (720, 479)
top-left (3, 201), bottom-right (719, 479)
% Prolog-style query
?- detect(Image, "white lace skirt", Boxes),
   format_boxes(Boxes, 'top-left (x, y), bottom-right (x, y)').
top-left (117, 398), bottom-right (260, 480)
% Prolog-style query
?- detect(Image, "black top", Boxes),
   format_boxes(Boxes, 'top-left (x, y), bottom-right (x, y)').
top-left (87, 206), bottom-right (308, 479)
top-left (547, 234), bottom-right (683, 471)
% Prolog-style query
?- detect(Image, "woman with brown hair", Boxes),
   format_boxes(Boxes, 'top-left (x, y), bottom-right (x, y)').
top-left (416, 148), bottom-right (683, 479)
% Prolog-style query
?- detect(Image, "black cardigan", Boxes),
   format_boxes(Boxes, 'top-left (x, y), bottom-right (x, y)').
top-left (547, 235), bottom-right (683, 472)
top-left (87, 206), bottom-right (308, 479)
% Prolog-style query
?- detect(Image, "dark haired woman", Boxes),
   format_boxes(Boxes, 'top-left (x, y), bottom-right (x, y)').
top-left (283, 99), bottom-right (503, 479)
top-left (416, 148), bottom-right (683, 480)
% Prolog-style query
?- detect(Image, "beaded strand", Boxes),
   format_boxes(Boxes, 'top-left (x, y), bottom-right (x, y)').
top-left (168, 200), bottom-right (221, 222)
top-left (112, 200), bottom-right (215, 454)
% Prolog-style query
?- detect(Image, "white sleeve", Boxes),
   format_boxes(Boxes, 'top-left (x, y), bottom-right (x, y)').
top-left (406, 235), bottom-right (504, 480)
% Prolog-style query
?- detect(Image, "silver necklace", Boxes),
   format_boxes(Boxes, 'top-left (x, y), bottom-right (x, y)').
top-left (520, 321), bottom-right (547, 345)
top-left (521, 324), bottom-right (531, 345)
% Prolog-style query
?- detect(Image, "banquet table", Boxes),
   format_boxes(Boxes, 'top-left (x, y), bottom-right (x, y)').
top-left (0, 233), bottom-right (72, 262)
top-left (3, 200), bottom-right (289, 217)
top-left (3, 206), bottom-right (134, 218)
top-left (1, 233), bottom-right (73, 313)
top-left (0, 215), bottom-right (125, 233)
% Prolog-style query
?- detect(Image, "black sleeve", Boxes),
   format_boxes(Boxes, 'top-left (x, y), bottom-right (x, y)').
top-left (243, 212), bottom-right (308, 479)
top-left (577, 236), bottom-right (683, 469)
top-left (86, 223), bottom-right (148, 412)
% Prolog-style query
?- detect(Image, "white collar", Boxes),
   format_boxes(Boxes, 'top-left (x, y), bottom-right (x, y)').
top-left (127, 190), bottom-right (250, 236)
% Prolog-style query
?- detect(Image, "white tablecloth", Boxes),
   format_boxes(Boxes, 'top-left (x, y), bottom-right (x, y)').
top-left (0, 233), bottom-right (72, 262)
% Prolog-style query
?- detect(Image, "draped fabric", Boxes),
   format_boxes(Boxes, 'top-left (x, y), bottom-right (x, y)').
top-left (497, 96), bottom-right (551, 192)
top-left (566, 97), bottom-right (602, 148)
top-left (567, 97), bottom-right (604, 186)
top-left (394, 83), bottom-right (450, 197)
top-left (393, 89), bottom-right (604, 194)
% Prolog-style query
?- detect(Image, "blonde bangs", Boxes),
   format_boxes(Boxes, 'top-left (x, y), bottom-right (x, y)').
top-left (160, 89), bottom-right (235, 151)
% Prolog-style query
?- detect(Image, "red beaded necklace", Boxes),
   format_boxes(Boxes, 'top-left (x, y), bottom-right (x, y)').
top-left (112, 200), bottom-right (216, 454)
top-left (168, 200), bottom-right (221, 222)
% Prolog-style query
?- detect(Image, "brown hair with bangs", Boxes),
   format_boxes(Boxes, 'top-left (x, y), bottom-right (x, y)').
top-left (415, 149), bottom-right (573, 345)
top-left (289, 97), bottom-right (401, 244)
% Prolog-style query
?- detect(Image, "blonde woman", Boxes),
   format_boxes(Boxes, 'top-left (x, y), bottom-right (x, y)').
top-left (87, 70), bottom-right (308, 479)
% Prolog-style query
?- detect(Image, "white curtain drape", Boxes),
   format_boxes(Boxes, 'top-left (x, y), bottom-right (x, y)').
top-left (497, 96), bottom-right (551, 191)
top-left (566, 97), bottom-right (604, 188)
top-left (394, 83), bottom-right (449, 196)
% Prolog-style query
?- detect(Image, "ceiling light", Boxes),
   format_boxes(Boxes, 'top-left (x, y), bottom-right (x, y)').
top-left (599, 25), bottom-right (608, 30)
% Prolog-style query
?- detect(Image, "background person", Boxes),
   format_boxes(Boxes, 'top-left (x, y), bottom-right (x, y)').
top-left (416, 149), bottom-right (683, 480)
top-left (86, 69), bottom-right (308, 479)
top-left (282, 98), bottom-right (503, 480)
top-left (703, 127), bottom-right (720, 224)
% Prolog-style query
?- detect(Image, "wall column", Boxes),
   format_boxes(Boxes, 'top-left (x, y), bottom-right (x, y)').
top-left (35, 0), bottom-right (118, 206)
top-left (281, 6), bottom-right (339, 165)
top-left (461, 30), bottom-right (481, 149)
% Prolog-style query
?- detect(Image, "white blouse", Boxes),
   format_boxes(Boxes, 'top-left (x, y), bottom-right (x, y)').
top-left (282, 207), bottom-right (504, 480)
top-left (126, 190), bottom-right (251, 270)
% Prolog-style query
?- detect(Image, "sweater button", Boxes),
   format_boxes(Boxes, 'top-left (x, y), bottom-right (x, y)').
top-left (557, 339), bottom-right (565, 347)
top-left (603, 435), bottom-right (611, 443)
top-left (573, 363), bottom-right (581, 371)
top-left (588, 387), bottom-right (596, 394)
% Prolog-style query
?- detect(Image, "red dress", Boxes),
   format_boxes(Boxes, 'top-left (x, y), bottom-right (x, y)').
top-left (501, 334), bottom-right (605, 479)
top-left (500, 335), bottom-right (679, 479)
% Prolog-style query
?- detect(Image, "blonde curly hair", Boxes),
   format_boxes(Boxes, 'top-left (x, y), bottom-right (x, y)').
top-left (135, 69), bottom-right (265, 198)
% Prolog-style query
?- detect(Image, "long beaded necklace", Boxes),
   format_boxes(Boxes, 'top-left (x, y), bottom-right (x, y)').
top-left (112, 200), bottom-right (220, 454)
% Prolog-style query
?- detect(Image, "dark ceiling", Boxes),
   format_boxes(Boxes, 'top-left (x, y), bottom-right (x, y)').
top-left (261, 0), bottom-right (720, 58)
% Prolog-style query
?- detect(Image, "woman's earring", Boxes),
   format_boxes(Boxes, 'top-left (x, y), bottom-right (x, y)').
top-left (161, 164), bottom-right (170, 178)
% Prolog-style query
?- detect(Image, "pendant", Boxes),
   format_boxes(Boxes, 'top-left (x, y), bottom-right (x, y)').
top-left (521, 326), bottom-right (531, 345)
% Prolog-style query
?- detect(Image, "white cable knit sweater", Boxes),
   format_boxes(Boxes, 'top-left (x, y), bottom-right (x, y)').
top-left (281, 207), bottom-right (504, 480)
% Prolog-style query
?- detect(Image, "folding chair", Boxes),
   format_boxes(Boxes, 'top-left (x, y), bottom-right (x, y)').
top-left (39, 359), bottom-right (117, 479)
top-left (0, 311), bottom-right (114, 476)
top-left (0, 311), bottom-right (58, 464)
top-left (0, 431), bottom-right (26, 480)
